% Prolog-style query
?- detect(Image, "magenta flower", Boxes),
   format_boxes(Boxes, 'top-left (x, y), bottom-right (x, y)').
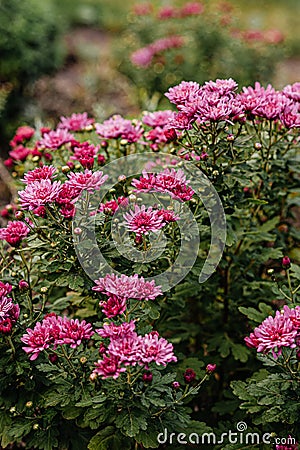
top-left (22, 165), bottom-right (57, 184)
top-left (179, 1), bottom-right (204, 16)
top-left (95, 115), bottom-right (144, 143)
top-left (70, 142), bottom-right (100, 169)
top-left (99, 196), bottom-right (128, 214)
top-left (58, 317), bottom-right (94, 348)
top-left (138, 333), bottom-right (177, 366)
top-left (93, 273), bottom-right (162, 301)
top-left (10, 126), bottom-right (35, 147)
top-left (9, 145), bottom-right (32, 162)
top-left (244, 311), bottom-right (298, 358)
top-left (283, 305), bottom-right (300, 329)
top-left (19, 179), bottom-right (62, 210)
top-left (282, 82), bottom-right (300, 102)
top-left (37, 129), bottom-right (77, 150)
top-left (65, 169), bottom-right (108, 195)
top-left (92, 355), bottom-right (126, 379)
top-left (21, 322), bottom-right (53, 360)
top-left (0, 282), bottom-right (13, 298)
top-left (0, 221), bottom-right (30, 246)
top-left (0, 296), bottom-right (20, 335)
top-left (99, 295), bottom-right (127, 318)
top-left (108, 334), bottom-right (141, 366)
top-left (123, 204), bottom-right (165, 236)
top-left (132, 168), bottom-right (194, 201)
top-left (57, 112), bottom-right (95, 131)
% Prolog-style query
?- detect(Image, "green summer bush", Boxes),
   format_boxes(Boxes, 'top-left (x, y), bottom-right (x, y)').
top-left (0, 76), bottom-right (299, 449)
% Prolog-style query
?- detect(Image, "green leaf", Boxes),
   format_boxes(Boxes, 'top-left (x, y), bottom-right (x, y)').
top-left (88, 427), bottom-right (121, 450)
top-left (115, 409), bottom-right (148, 437)
top-left (62, 406), bottom-right (82, 420)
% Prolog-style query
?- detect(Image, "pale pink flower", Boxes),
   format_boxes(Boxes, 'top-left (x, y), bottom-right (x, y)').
top-left (0, 296), bottom-right (20, 324)
top-left (123, 204), bottom-right (165, 236)
top-left (280, 104), bottom-right (300, 129)
top-left (150, 36), bottom-right (184, 53)
top-left (142, 110), bottom-right (175, 127)
top-left (0, 221), bottom-right (30, 246)
top-left (22, 165), bottom-right (57, 184)
top-left (138, 333), bottom-right (177, 366)
top-left (131, 47), bottom-right (153, 67)
top-left (282, 305), bottom-right (300, 330)
top-left (202, 78), bottom-right (238, 97)
top-left (93, 273), bottom-right (162, 301)
top-left (57, 112), bottom-right (95, 131)
top-left (96, 321), bottom-right (136, 339)
top-left (282, 82), bottom-right (300, 102)
top-left (19, 179), bottom-right (62, 210)
top-left (95, 115), bottom-right (144, 143)
top-left (65, 169), bottom-right (108, 195)
top-left (179, 2), bottom-right (204, 16)
top-left (165, 81), bottom-right (200, 106)
top-left (37, 129), bottom-right (77, 150)
top-left (168, 111), bottom-right (194, 130)
top-left (244, 310), bottom-right (298, 358)
top-left (92, 355), bottom-right (126, 379)
top-left (108, 335), bottom-right (141, 365)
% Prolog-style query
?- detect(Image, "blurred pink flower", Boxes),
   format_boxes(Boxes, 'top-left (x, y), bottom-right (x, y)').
top-left (57, 112), bottom-right (95, 131)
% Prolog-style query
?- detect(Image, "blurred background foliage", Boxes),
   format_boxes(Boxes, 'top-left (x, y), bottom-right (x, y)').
top-left (0, 0), bottom-right (299, 153)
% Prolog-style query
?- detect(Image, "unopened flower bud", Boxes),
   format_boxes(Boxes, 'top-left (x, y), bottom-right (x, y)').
top-left (48, 353), bottom-right (58, 364)
top-left (184, 368), bottom-right (196, 383)
top-left (282, 256), bottom-right (291, 268)
top-left (89, 372), bottom-right (98, 382)
top-left (9, 406), bottom-right (16, 413)
top-left (19, 280), bottom-right (29, 291)
top-left (206, 363), bottom-right (216, 373)
top-left (118, 174), bottom-right (126, 183)
top-left (26, 401), bottom-right (33, 408)
top-left (129, 194), bottom-right (137, 203)
top-left (101, 140), bottom-right (108, 148)
top-left (227, 134), bottom-right (234, 142)
top-left (15, 211), bottom-right (24, 220)
top-left (120, 139), bottom-right (128, 146)
top-left (40, 286), bottom-right (48, 293)
top-left (99, 344), bottom-right (106, 355)
top-left (254, 142), bottom-right (262, 150)
top-left (172, 381), bottom-right (180, 389)
top-left (164, 128), bottom-right (177, 142)
top-left (200, 152), bottom-right (208, 160)
top-left (73, 227), bottom-right (82, 235)
top-left (278, 224), bottom-right (289, 233)
top-left (80, 356), bottom-right (87, 364)
top-left (61, 165), bottom-right (71, 174)
top-left (33, 423), bottom-right (39, 430)
top-left (142, 371), bottom-right (153, 382)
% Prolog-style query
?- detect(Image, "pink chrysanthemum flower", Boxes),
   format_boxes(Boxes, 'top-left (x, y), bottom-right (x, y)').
top-left (142, 110), bottom-right (175, 128)
top-left (282, 305), bottom-right (300, 330)
top-left (70, 142), bottom-right (100, 170)
top-left (0, 296), bottom-right (20, 334)
top-left (58, 317), bottom-right (94, 348)
top-left (99, 295), bottom-right (127, 318)
top-left (108, 334), bottom-right (141, 366)
top-left (37, 129), bottom-right (77, 150)
top-left (57, 112), bottom-right (95, 131)
top-left (280, 104), bottom-right (300, 129)
top-left (165, 81), bottom-right (200, 107)
top-left (132, 168), bottom-right (194, 201)
top-left (244, 310), bottom-right (298, 358)
top-left (98, 196), bottom-right (128, 214)
top-left (10, 126), bottom-right (35, 147)
top-left (282, 82), bottom-right (300, 102)
top-left (19, 179), bottom-right (62, 210)
top-left (92, 355), bottom-right (126, 379)
top-left (96, 320), bottom-right (136, 339)
top-left (0, 282), bottom-right (13, 298)
top-left (138, 333), bottom-right (177, 366)
top-left (22, 165), bottom-right (57, 184)
top-left (179, 1), bottom-right (204, 16)
top-left (95, 115), bottom-right (144, 143)
top-left (65, 169), bottom-right (108, 195)
top-left (0, 221), bottom-right (30, 246)
top-left (202, 78), bottom-right (238, 97)
top-left (93, 273), bottom-right (162, 301)
top-left (9, 145), bottom-right (32, 162)
top-left (21, 322), bottom-right (54, 360)
top-left (123, 204), bottom-right (165, 236)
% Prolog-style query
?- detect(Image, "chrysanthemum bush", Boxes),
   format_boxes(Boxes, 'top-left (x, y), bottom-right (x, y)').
top-left (115, 0), bottom-right (285, 108)
top-left (0, 78), bottom-right (299, 449)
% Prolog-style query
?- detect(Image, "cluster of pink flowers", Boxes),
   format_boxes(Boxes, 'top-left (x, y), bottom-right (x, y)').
top-left (245, 305), bottom-right (300, 358)
top-left (70, 142), bottom-right (102, 170)
top-left (4, 126), bottom-right (39, 168)
top-left (142, 110), bottom-right (177, 148)
top-left (132, 167), bottom-right (194, 201)
top-left (93, 273), bottom-right (162, 318)
top-left (0, 220), bottom-right (31, 246)
top-left (92, 321), bottom-right (177, 379)
top-left (99, 196), bottom-right (128, 214)
top-left (130, 35), bottom-right (184, 68)
top-left (18, 164), bottom-right (108, 218)
top-left (57, 112), bottom-right (95, 132)
top-left (0, 283), bottom-right (20, 335)
top-left (37, 129), bottom-right (78, 150)
top-left (123, 204), bottom-right (179, 237)
top-left (95, 115), bottom-right (144, 143)
top-left (164, 79), bottom-right (300, 129)
top-left (132, 2), bottom-right (204, 19)
top-left (21, 313), bottom-right (94, 361)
